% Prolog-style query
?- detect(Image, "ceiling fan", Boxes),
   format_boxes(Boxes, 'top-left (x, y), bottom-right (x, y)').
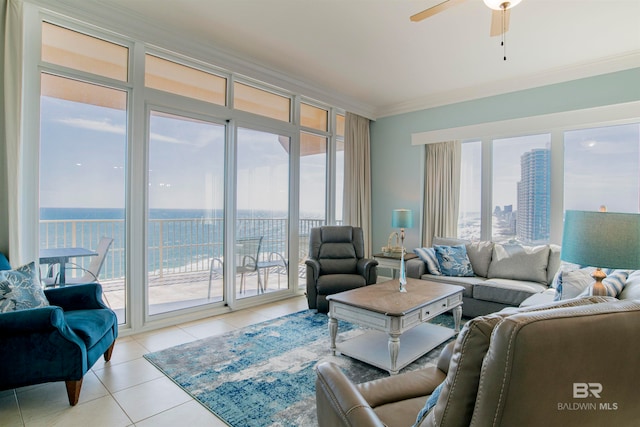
top-left (410, 0), bottom-right (522, 37)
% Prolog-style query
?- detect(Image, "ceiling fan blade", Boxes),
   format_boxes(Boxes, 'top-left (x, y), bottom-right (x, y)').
top-left (489, 9), bottom-right (510, 36)
top-left (410, 0), bottom-right (467, 22)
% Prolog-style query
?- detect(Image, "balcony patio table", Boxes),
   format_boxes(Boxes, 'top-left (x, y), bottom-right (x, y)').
top-left (39, 247), bottom-right (98, 286)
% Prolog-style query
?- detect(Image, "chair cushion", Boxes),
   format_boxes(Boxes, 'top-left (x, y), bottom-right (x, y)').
top-left (64, 309), bottom-right (116, 349)
top-left (0, 252), bottom-right (11, 271)
top-left (424, 313), bottom-right (503, 426)
top-left (0, 262), bottom-right (49, 312)
top-left (320, 226), bottom-right (354, 243)
top-left (418, 274), bottom-right (481, 298)
top-left (316, 274), bottom-right (366, 295)
top-left (473, 279), bottom-right (548, 306)
top-left (318, 243), bottom-right (358, 275)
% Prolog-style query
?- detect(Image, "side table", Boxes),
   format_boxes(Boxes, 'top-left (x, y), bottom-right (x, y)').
top-left (373, 252), bottom-right (418, 279)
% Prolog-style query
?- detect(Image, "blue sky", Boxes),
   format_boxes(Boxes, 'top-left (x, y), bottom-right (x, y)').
top-left (40, 96), bottom-right (640, 217)
top-left (459, 123), bottom-right (640, 214)
top-left (40, 96), bottom-right (328, 216)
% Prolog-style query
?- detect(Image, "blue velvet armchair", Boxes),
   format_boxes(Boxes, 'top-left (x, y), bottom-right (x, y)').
top-left (0, 255), bottom-right (118, 406)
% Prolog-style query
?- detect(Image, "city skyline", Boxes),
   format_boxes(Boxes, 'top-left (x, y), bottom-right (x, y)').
top-left (460, 123), bottom-right (640, 214)
top-left (459, 123), bottom-right (640, 242)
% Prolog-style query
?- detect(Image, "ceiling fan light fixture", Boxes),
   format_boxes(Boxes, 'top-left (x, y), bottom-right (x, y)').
top-left (483, 0), bottom-right (521, 10)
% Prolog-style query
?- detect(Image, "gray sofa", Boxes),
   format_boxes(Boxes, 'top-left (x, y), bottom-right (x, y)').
top-left (406, 237), bottom-right (561, 317)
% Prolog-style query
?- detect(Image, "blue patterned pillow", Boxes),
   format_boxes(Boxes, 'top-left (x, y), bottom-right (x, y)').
top-left (578, 270), bottom-right (629, 298)
top-left (413, 380), bottom-right (444, 427)
top-left (413, 247), bottom-right (442, 275)
top-left (0, 262), bottom-right (49, 313)
top-left (434, 245), bottom-right (474, 277)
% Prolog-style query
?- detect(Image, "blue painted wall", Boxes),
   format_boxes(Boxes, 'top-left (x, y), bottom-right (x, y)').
top-left (370, 67), bottom-right (640, 254)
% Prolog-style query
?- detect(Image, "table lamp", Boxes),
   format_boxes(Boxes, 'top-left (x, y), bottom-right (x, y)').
top-left (392, 209), bottom-right (413, 292)
top-left (561, 210), bottom-right (640, 296)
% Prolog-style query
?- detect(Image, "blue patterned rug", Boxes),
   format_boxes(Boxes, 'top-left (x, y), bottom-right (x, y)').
top-left (143, 310), bottom-right (458, 427)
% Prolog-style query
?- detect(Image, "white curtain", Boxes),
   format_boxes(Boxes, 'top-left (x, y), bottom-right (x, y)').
top-left (422, 140), bottom-right (461, 247)
top-left (343, 112), bottom-right (372, 257)
top-left (1, 0), bottom-right (25, 263)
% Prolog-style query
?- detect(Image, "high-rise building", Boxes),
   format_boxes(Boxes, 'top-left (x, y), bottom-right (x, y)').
top-left (517, 148), bottom-right (550, 243)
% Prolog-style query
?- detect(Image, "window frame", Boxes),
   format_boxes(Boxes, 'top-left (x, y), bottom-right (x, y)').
top-left (459, 118), bottom-right (640, 244)
top-left (27, 7), bottom-right (348, 333)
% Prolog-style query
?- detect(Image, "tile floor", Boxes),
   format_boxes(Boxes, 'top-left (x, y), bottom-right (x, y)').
top-left (0, 295), bottom-right (310, 427)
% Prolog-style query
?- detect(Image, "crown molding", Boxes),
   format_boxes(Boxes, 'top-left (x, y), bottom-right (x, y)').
top-left (377, 51), bottom-right (640, 119)
top-left (27, 0), bottom-right (639, 122)
top-left (29, 0), bottom-right (377, 120)
top-left (411, 100), bottom-right (640, 146)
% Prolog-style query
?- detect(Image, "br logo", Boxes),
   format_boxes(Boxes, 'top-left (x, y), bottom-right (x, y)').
top-left (573, 383), bottom-right (602, 398)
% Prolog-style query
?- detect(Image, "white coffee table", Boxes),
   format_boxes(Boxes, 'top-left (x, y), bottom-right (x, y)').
top-left (326, 278), bottom-right (463, 375)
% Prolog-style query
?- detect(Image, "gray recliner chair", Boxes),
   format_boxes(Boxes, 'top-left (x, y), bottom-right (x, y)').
top-left (305, 226), bottom-right (378, 313)
top-left (315, 296), bottom-right (640, 427)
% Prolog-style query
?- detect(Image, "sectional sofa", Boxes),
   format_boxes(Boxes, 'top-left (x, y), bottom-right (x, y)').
top-left (406, 237), bottom-right (561, 317)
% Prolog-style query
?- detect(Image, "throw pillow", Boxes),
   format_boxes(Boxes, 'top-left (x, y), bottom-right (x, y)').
top-left (551, 261), bottom-right (583, 289)
top-left (413, 247), bottom-right (442, 275)
top-left (578, 270), bottom-right (629, 298)
top-left (413, 381), bottom-right (445, 427)
top-left (620, 270), bottom-right (640, 300)
top-left (434, 245), bottom-right (474, 277)
top-left (0, 262), bottom-right (49, 313)
top-left (487, 244), bottom-right (550, 285)
top-left (464, 241), bottom-right (494, 278)
top-left (554, 267), bottom-right (595, 301)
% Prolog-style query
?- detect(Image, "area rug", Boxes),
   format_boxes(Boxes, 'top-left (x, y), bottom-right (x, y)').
top-left (144, 310), bottom-right (459, 427)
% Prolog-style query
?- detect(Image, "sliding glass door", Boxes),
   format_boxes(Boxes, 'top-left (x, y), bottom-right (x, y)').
top-left (147, 110), bottom-right (226, 315)
top-left (235, 127), bottom-right (290, 299)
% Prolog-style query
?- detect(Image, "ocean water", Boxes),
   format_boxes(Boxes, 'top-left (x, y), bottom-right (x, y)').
top-left (39, 208), bottom-right (321, 280)
top-left (41, 207), bottom-right (225, 220)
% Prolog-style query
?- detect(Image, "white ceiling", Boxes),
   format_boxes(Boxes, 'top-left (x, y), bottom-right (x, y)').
top-left (51, 0), bottom-right (640, 118)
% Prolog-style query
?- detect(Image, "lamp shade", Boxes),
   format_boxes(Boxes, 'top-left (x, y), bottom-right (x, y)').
top-left (483, 0), bottom-right (522, 10)
top-left (561, 210), bottom-right (640, 270)
top-left (392, 209), bottom-right (413, 229)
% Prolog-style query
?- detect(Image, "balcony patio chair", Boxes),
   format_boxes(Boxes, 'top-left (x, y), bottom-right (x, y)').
top-left (258, 251), bottom-right (288, 290)
top-left (208, 236), bottom-right (264, 298)
top-left (43, 237), bottom-right (114, 287)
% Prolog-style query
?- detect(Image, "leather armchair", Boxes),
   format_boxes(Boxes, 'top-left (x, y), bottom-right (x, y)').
top-left (0, 282), bottom-right (118, 405)
top-left (316, 297), bottom-right (640, 426)
top-left (305, 226), bottom-right (378, 313)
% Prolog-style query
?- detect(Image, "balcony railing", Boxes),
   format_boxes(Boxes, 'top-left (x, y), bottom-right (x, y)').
top-left (40, 217), bottom-right (327, 281)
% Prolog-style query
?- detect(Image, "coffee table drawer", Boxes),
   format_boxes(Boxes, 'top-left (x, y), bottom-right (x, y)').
top-left (420, 292), bottom-right (462, 320)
